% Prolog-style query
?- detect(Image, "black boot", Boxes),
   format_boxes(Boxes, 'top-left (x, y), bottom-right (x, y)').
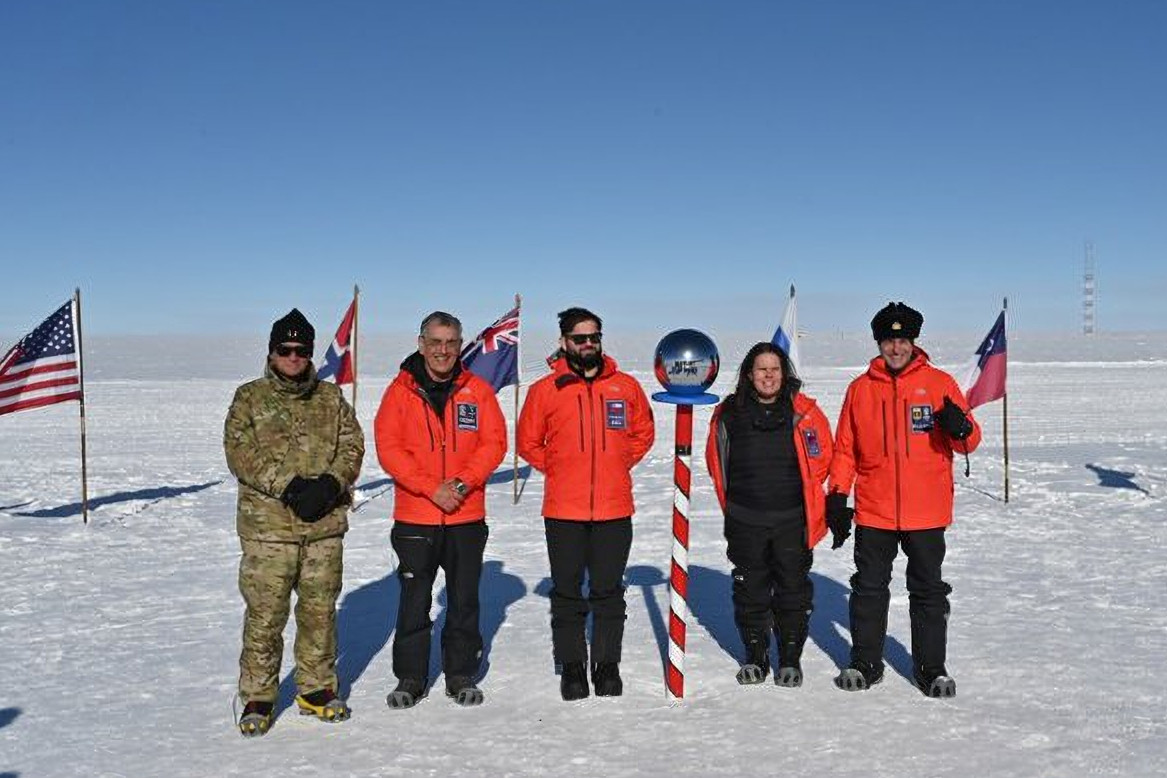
top-left (774, 610), bottom-right (809, 688)
top-left (592, 662), bottom-right (623, 697)
top-left (834, 659), bottom-right (884, 692)
top-left (914, 666), bottom-right (956, 698)
top-left (560, 662), bottom-right (589, 701)
top-left (735, 628), bottom-right (771, 685)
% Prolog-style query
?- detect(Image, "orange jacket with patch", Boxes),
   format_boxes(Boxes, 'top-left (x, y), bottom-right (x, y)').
top-left (374, 362), bottom-right (507, 525)
top-left (517, 355), bottom-right (655, 521)
top-left (705, 392), bottom-right (834, 548)
top-left (828, 348), bottom-right (981, 531)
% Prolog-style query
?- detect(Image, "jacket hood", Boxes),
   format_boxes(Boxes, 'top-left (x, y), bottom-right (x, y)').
top-left (549, 353), bottom-right (620, 386)
top-left (395, 351), bottom-right (467, 391)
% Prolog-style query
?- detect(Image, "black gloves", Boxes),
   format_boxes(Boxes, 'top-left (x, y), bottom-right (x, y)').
top-left (935, 397), bottom-right (973, 440)
top-left (826, 492), bottom-right (853, 550)
top-left (282, 474), bottom-right (343, 522)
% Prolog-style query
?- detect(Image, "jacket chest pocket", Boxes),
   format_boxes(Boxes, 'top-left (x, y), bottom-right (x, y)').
top-left (454, 401), bottom-right (480, 434)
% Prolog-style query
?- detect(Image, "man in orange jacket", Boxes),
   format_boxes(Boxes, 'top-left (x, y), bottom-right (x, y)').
top-left (828, 302), bottom-right (981, 698)
top-left (517, 307), bottom-right (655, 701)
top-left (374, 311), bottom-right (507, 709)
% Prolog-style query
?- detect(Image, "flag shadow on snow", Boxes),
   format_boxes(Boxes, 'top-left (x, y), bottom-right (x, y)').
top-left (11, 481), bottom-right (222, 518)
top-left (687, 567), bottom-right (912, 682)
top-left (0, 707), bottom-right (19, 730)
top-left (428, 560), bottom-right (526, 685)
top-left (1086, 463), bottom-right (1151, 496)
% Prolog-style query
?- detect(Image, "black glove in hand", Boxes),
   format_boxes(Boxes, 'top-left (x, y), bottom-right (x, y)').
top-left (935, 397), bottom-right (972, 440)
top-left (281, 476), bottom-right (311, 507)
top-left (284, 474), bottom-right (342, 522)
top-left (825, 492), bottom-right (854, 550)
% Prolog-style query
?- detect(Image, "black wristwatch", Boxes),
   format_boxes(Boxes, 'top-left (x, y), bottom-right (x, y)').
top-left (451, 478), bottom-right (468, 497)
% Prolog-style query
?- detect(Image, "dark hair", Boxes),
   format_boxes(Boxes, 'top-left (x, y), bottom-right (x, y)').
top-left (419, 310), bottom-right (463, 338)
top-left (731, 341), bottom-right (801, 409)
top-left (558, 307), bottom-right (602, 335)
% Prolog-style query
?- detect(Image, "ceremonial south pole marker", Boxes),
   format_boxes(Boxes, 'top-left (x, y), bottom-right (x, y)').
top-left (651, 329), bottom-right (720, 701)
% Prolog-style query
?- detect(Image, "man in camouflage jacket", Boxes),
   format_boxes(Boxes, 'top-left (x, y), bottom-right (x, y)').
top-left (224, 309), bottom-right (364, 736)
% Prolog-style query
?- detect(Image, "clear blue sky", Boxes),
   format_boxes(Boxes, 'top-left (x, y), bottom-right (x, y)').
top-left (2, 0), bottom-right (1164, 339)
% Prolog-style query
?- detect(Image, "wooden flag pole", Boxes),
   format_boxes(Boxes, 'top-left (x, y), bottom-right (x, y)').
top-left (74, 288), bottom-right (90, 524)
top-left (1002, 296), bottom-right (1010, 503)
top-left (513, 292), bottom-right (522, 505)
top-left (352, 284), bottom-right (360, 417)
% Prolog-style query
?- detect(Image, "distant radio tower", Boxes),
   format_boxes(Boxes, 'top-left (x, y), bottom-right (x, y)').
top-left (1082, 240), bottom-right (1096, 335)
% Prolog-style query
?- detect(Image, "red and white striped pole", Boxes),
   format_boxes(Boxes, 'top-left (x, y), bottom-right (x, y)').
top-left (666, 404), bottom-right (694, 700)
top-left (652, 328), bottom-right (720, 702)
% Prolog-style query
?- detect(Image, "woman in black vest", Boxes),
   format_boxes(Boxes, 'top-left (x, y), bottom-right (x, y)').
top-left (705, 342), bottom-right (835, 686)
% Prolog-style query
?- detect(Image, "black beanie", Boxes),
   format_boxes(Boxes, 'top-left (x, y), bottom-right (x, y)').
top-left (870, 302), bottom-right (923, 341)
top-left (269, 308), bottom-right (315, 354)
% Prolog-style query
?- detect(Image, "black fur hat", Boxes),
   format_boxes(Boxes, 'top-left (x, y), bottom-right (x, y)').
top-left (269, 308), bottom-right (315, 353)
top-left (870, 302), bottom-right (923, 341)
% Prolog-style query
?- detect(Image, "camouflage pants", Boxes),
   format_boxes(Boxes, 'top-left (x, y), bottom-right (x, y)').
top-left (238, 536), bottom-right (343, 703)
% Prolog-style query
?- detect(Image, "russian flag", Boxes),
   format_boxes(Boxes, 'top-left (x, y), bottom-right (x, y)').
top-left (770, 285), bottom-right (801, 375)
top-left (961, 310), bottom-right (1006, 409)
top-left (317, 299), bottom-right (355, 385)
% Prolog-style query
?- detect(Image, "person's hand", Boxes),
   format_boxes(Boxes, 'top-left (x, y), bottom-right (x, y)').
top-left (826, 492), bottom-right (854, 550)
top-left (935, 397), bottom-right (973, 440)
top-left (286, 474), bottom-right (342, 522)
top-left (431, 481), bottom-right (465, 513)
top-left (281, 476), bottom-right (311, 512)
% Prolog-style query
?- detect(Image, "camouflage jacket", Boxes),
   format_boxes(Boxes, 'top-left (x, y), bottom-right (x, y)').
top-left (224, 362), bottom-right (365, 542)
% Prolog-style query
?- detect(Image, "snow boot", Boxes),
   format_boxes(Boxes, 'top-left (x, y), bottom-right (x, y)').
top-left (386, 677), bottom-right (427, 710)
top-left (775, 611), bottom-right (809, 688)
top-left (238, 700), bottom-right (273, 738)
top-left (295, 688), bottom-right (351, 722)
top-left (445, 676), bottom-right (485, 707)
top-left (914, 668), bottom-right (956, 699)
top-left (560, 662), bottom-right (590, 701)
top-left (735, 628), bottom-right (771, 685)
top-left (834, 660), bottom-right (884, 692)
top-left (592, 662), bottom-right (623, 697)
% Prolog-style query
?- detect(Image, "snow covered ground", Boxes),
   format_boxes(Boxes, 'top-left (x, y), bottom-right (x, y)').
top-left (2, 332), bottom-right (1165, 778)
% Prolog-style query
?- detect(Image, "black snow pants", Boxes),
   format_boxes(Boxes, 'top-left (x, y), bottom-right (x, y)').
top-left (390, 520), bottom-right (488, 682)
top-left (849, 525), bottom-right (952, 676)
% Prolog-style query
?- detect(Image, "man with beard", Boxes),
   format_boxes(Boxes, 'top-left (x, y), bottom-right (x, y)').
top-left (225, 308), bottom-right (365, 736)
top-left (517, 307), bottom-right (655, 701)
top-left (374, 311), bottom-right (507, 709)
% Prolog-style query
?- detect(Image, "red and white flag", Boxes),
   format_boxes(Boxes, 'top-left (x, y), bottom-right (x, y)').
top-left (316, 299), bottom-right (355, 385)
top-left (0, 300), bottom-right (82, 416)
top-left (961, 310), bottom-right (1007, 409)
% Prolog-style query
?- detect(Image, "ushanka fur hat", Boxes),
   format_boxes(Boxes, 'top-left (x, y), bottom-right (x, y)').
top-left (871, 302), bottom-right (923, 341)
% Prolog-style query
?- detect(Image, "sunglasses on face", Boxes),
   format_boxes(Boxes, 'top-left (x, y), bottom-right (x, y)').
top-left (566, 333), bottom-right (602, 345)
top-left (274, 344), bottom-right (312, 358)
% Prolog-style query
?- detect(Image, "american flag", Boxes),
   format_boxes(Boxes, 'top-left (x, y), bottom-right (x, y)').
top-left (0, 300), bottom-right (83, 416)
top-left (461, 305), bottom-right (520, 392)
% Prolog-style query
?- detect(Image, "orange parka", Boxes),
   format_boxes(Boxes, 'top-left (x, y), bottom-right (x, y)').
top-left (517, 355), bottom-right (654, 521)
top-left (828, 348), bottom-right (981, 531)
top-left (705, 392), bottom-right (834, 548)
top-left (374, 357), bottom-right (507, 525)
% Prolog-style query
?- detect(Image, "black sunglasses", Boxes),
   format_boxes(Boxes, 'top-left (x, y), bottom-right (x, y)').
top-left (274, 344), bottom-right (312, 358)
top-left (567, 333), bottom-right (602, 345)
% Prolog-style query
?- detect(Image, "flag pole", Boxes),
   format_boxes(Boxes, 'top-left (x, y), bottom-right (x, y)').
top-left (1002, 296), bottom-right (1010, 503)
top-left (74, 288), bottom-right (90, 524)
top-left (513, 292), bottom-right (522, 505)
top-left (352, 284), bottom-right (360, 417)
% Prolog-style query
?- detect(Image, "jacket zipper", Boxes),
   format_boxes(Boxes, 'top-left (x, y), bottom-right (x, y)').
top-left (903, 399), bottom-right (910, 459)
top-left (420, 389), bottom-right (447, 525)
top-left (601, 393), bottom-right (608, 451)
top-left (577, 395), bottom-right (585, 451)
top-left (892, 378), bottom-right (902, 530)
top-left (587, 383), bottom-right (597, 520)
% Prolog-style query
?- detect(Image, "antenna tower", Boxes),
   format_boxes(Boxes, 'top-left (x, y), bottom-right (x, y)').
top-left (1082, 240), bottom-right (1096, 335)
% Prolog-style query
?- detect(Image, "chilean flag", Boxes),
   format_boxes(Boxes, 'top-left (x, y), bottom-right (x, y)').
top-left (316, 299), bottom-right (355, 385)
top-left (961, 310), bottom-right (1006, 409)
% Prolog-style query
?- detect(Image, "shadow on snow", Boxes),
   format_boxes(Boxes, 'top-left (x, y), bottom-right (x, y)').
top-left (11, 481), bottom-right (222, 518)
top-left (1086, 463), bottom-right (1151, 496)
top-left (273, 559), bottom-right (525, 718)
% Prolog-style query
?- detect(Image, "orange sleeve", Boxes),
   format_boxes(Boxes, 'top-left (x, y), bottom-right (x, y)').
top-left (516, 381), bottom-right (549, 473)
top-left (374, 383), bottom-right (443, 497)
top-left (943, 375), bottom-right (982, 455)
top-left (828, 383), bottom-right (857, 495)
top-left (704, 404), bottom-right (727, 511)
top-left (624, 377), bottom-right (655, 468)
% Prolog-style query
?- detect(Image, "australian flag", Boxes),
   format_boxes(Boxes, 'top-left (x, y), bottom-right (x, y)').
top-left (961, 310), bottom-right (1007, 409)
top-left (461, 305), bottom-right (520, 392)
top-left (316, 299), bottom-right (355, 385)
